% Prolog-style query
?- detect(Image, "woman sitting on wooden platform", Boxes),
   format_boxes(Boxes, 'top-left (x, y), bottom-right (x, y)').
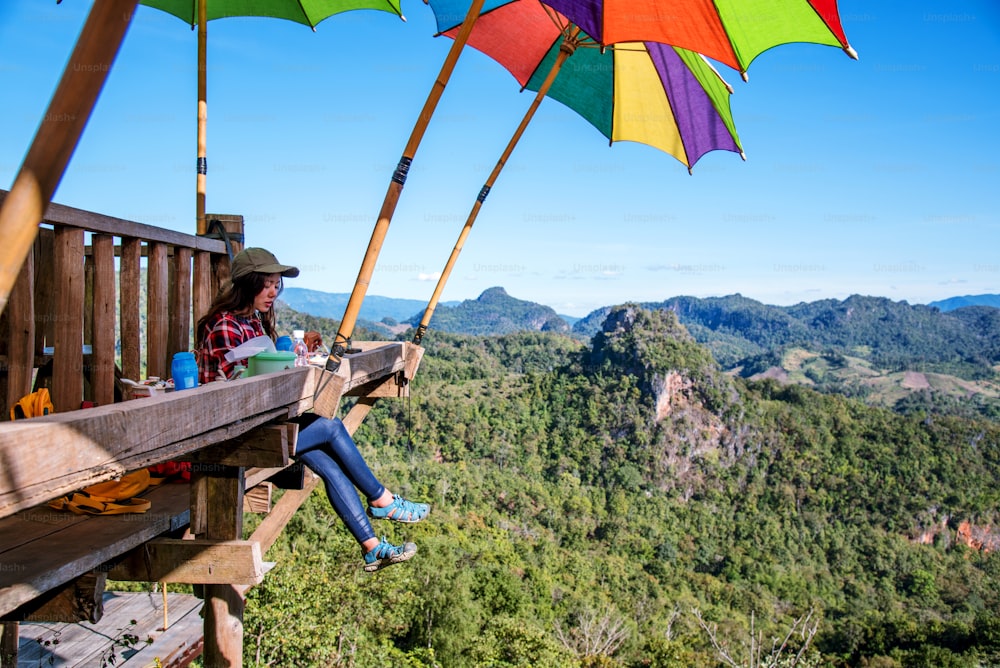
top-left (196, 247), bottom-right (430, 572)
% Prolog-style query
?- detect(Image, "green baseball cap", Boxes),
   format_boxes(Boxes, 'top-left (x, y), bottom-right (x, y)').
top-left (230, 248), bottom-right (299, 281)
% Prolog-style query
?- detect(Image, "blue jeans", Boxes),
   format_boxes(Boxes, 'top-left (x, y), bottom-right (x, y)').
top-left (294, 416), bottom-right (385, 546)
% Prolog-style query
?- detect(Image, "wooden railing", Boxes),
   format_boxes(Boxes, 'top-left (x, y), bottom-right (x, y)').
top-left (0, 188), bottom-right (234, 415)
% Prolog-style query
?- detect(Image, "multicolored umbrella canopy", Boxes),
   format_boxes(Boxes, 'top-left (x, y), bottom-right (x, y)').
top-left (413, 3), bottom-right (744, 343)
top-left (542, 0), bottom-right (855, 77)
top-left (451, 2), bottom-right (743, 168)
top-left (139, 0), bottom-right (404, 26)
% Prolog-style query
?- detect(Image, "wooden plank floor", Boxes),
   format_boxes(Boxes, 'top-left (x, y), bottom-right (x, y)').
top-left (16, 591), bottom-right (203, 667)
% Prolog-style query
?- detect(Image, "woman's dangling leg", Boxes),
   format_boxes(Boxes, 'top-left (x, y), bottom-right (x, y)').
top-left (296, 415), bottom-right (429, 524)
top-left (295, 448), bottom-right (376, 546)
top-left (295, 416), bottom-right (385, 502)
top-left (296, 448), bottom-right (417, 572)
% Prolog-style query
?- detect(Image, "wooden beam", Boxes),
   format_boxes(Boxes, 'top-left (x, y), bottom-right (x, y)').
top-left (0, 370), bottom-right (314, 518)
top-left (107, 539), bottom-right (266, 585)
top-left (341, 396), bottom-right (378, 435)
top-left (0, 0), bottom-right (138, 314)
top-left (312, 342), bottom-right (407, 418)
top-left (2, 572), bottom-right (106, 624)
top-left (0, 190), bottom-right (227, 254)
top-left (311, 369), bottom-right (345, 419)
top-left (245, 469), bottom-right (319, 559)
top-left (244, 483), bottom-right (271, 514)
top-left (187, 423), bottom-right (295, 467)
top-left (0, 343), bottom-right (406, 518)
top-left (244, 466), bottom-right (286, 490)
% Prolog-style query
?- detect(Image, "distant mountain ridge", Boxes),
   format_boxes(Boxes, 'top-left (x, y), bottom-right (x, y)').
top-left (929, 293), bottom-right (1000, 311)
top-left (573, 293), bottom-right (1000, 377)
top-left (280, 287), bottom-right (456, 324)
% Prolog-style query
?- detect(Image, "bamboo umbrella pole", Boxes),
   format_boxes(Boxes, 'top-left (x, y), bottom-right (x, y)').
top-left (413, 26), bottom-right (582, 345)
top-left (327, 0), bottom-right (487, 370)
top-left (196, 0), bottom-right (208, 234)
top-left (0, 0), bottom-right (138, 315)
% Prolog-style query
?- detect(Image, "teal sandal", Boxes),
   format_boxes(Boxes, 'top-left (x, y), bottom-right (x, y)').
top-left (367, 495), bottom-right (430, 524)
top-left (363, 537), bottom-right (417, 572)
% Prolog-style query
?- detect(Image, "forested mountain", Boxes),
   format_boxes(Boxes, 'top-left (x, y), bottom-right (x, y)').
top-left (404, 286), bottom-right (572, 335)
top-left (243, 305), bottom-right (1000, 667)
top-left (570, 295), bottom-right (1000, 420)
top-left (573, 294), bottom-right (1000, 374)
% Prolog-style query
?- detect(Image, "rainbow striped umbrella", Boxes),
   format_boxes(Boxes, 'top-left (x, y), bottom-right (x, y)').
top-left (452, 2), bottom-right (744, 169)
top-left (413, 3), bottom-right (744, 342)
top-left (540, 0), bottom-right (855, 79)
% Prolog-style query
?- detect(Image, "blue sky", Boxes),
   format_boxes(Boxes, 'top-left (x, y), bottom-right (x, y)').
top-left (1, 1), bottom-right (999, 317)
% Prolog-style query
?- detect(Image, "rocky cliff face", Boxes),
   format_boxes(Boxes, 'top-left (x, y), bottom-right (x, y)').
top-left (588, 305), bottom-right (755, 497)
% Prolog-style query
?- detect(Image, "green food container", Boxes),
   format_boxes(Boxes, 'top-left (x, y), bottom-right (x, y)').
top-left (247, 351), bottom-right (296, 377)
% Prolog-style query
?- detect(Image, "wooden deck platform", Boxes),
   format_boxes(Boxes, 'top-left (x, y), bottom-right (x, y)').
top-left (15, 591), bottom-right (203, 667)
top-left (0, 482), bottom-right (191, 617)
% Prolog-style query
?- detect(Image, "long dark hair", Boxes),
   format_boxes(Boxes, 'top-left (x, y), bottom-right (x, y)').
top-left (196, 272), bottom-right (283, 344)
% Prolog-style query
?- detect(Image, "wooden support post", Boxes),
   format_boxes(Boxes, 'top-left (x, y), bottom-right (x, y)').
top-left (119, 237), bottom-right (141, 381)
top-left (3, 246), bottom-right (34, 412)
top-left (147, 241), bottom-right (169, 379)
top-left (198, 465), bottom-right (245, 667)
top-left (52, 226), bottom-right (84, 412)
top-left (0, 622), bottom-right (17, 668)
top-left (91, 233), bottom-right (116, 406)
top-left (169, 245), bottom-right (193, 359)
top-left (33, 230), bottom-right (54, 355)
top-left (192, 250), bottom-right (212, 332)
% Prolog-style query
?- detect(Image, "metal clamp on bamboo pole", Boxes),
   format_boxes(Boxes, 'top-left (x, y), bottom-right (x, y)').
top-left (326, 0), bottom-right (488, 373)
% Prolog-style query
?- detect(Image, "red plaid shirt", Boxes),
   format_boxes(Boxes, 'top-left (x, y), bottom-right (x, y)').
top-left (198, 312), bottom-right (266, 384)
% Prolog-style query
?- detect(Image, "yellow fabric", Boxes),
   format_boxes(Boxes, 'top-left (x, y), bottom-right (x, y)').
top-left (612, 43), bottom-right (688, 165)
top-left (47, 469), bottom-right (165, 516)
top-left (10, 388), bottom-right (55, 420)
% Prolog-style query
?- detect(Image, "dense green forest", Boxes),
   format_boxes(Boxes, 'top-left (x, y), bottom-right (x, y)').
top-left (219, 304), bottom-right (1000, 667)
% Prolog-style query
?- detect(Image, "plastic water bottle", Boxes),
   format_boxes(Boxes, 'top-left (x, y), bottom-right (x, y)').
top-left (292, 329), bottom-right (309, 367)
top-left (171, 351), bottom-right (199, 390)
